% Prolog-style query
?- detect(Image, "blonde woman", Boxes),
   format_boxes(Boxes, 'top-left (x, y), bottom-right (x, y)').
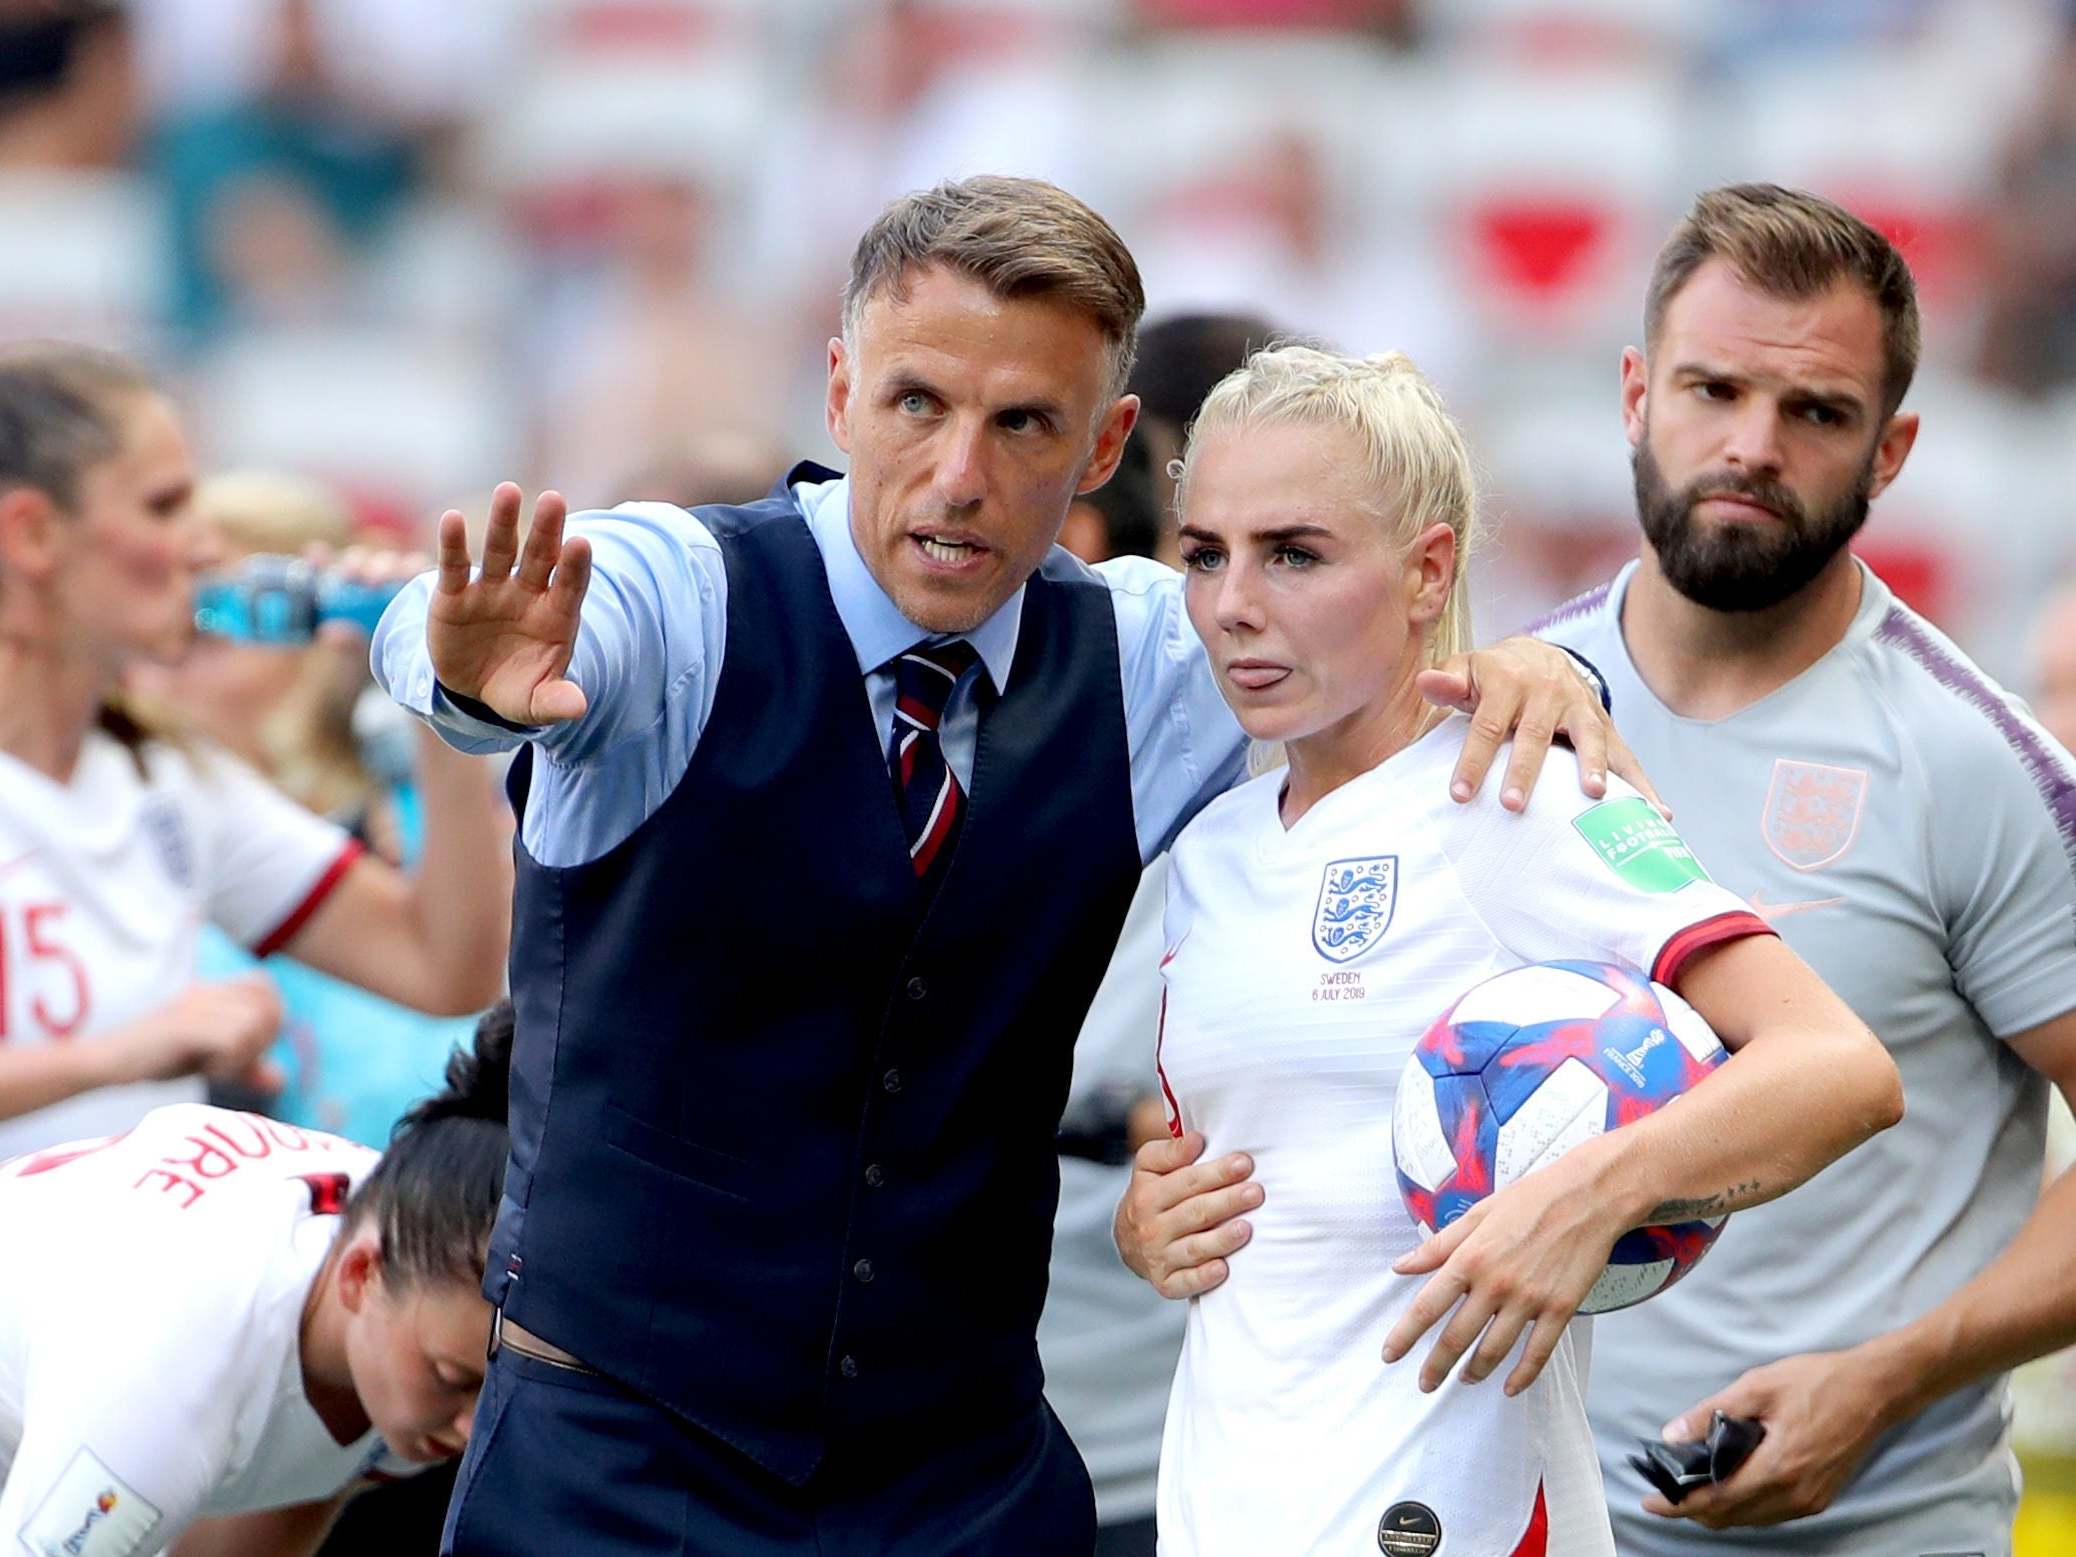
top-left (1113, 347), bottom-right (1902, 1555)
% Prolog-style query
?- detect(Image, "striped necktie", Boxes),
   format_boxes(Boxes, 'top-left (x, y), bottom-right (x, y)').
top-left (886, 639), bottom-right (980, 880)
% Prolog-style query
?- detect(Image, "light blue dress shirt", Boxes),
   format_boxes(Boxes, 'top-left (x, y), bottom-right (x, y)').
top-left (372, 474), bottom-right (1249, 868)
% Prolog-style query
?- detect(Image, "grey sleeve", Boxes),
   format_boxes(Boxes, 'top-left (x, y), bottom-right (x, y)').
top-left (1933, 709), bottom-right (2076, 1040)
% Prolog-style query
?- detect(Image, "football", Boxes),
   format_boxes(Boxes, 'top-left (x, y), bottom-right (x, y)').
top-left (1391, 958), bottom-right (1729, 1313)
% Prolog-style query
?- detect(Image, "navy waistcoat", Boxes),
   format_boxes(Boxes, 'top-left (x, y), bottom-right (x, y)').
top-left (491, 466), bottom-right (1142, 1485)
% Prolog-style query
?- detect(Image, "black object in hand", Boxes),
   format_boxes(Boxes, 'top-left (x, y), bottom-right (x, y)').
top-left (1629, 1412), bottom-right (1766, 1506)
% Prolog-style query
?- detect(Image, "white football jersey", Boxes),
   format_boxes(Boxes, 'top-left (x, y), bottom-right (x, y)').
top-left (1154, 718), bottom-right (1769, 1557)
top-left (0, 731), bottom-right (357, 1161)
top-left (0, 1105), bottom-right (419, 1557)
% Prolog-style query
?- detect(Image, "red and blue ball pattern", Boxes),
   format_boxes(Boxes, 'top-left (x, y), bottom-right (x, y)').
top-left (1393, 959), bottom-right (1729, 1313)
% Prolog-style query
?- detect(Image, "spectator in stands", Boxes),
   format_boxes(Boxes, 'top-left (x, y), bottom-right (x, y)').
top-left (1978, 4), bottom-right (2076, 396)
top-left (1134, 0), bottom-right (1418, 45)
top-left (0, 0), bottom-right (132, 170)
top-left (609, 432), bottom-right (786, 513)
top-left (532, 173), bottom-right (787, 511)
top-left (137, 0), bottom-right (504, 340)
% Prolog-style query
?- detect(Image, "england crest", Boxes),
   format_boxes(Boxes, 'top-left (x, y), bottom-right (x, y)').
top-left (1312, 855), bottom-right (1398, 963)
top-left (1761, 759), bottom-right (1867, 871)
top-left (141, 795), bottom-right (195, 889)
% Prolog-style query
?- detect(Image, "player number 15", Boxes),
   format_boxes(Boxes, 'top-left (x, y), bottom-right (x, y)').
top-left (0, 901), bottom-right (91, 1041)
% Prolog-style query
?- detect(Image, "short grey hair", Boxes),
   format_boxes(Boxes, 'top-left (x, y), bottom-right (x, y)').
top-left (842, 175), bottom-right (1146, 401)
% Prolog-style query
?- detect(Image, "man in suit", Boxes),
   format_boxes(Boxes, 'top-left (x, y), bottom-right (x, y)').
top-left (374, 175), bottom-right (1641, 1555)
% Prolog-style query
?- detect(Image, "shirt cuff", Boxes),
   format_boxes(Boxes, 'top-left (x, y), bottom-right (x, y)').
top-left (434, 682), bottom-right (542, 737)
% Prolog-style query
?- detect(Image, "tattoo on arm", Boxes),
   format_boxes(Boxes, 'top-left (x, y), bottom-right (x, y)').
top-left (1646, 1180), bottom-right (1762, 1224)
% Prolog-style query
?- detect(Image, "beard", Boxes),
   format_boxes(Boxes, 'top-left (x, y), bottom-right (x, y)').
top-left (1632, 433), bottom-right (1873, 613)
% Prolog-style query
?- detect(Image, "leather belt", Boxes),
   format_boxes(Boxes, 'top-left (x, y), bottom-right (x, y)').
top-left (491, 1308), bottom-right (598, 1375)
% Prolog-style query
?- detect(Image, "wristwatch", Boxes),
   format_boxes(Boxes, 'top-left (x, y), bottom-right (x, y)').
top-left (1557, 645), bottom-right (1613, 714)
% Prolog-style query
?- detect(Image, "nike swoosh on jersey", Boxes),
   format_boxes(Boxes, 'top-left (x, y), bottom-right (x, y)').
top-left (1746, 889), bottom-right (1846, 922)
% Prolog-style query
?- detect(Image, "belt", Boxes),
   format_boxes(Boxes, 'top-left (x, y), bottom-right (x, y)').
top-left (491, 1307), bottom-right (599, 1375)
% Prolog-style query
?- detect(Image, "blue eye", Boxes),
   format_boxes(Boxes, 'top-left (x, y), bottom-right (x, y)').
top-left (1181, 547), bottom-right (1224, 572)
top-left (898, 392), bottom-right (932, 416)
top-left (1273, 545), bottom-right (1318, 568)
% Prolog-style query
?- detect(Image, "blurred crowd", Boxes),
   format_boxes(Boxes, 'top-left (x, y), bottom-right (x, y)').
top-left (6, 0), bottom-right (2076, 1549)
top-left (3, 0), bottom-right (2076, 677)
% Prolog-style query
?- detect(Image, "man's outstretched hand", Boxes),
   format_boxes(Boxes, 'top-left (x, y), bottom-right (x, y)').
top-left (426, 483), bottom-right (593, 726)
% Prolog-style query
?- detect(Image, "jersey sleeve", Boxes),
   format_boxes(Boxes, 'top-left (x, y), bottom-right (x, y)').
top-left (1928, 711), bottom-right (2076, 1040)
top-left (176, 747), bottom-right (361, 956)
top-left (1435, 741), bottom-right (1773, 984)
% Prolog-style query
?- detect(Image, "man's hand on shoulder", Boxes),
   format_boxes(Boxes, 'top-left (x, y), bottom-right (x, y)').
top-left (1419, 635), bottom-right (1665, 817)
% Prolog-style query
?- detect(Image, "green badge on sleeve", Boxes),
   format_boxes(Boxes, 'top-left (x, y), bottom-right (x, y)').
top-left (1572, 796), bottom-right (1709, 894)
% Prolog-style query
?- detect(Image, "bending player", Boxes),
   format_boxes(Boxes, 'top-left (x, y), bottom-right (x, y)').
top-left (1113, 346), bottom-right (1902, 1555)
top-left (0, 1002), bottom-right (512, 1557)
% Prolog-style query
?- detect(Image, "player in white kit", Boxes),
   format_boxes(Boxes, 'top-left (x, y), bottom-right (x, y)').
top-left (1114, 346), bottom-right (1903, 1556)
top-left (1533, 186), bottom-right (2076, 1554)
top-left (0, 1004), bottom-right (511, 1557)
top-left (0, 344), bottom-right (508, 1162)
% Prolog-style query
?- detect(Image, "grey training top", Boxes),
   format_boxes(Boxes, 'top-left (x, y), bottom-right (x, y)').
top-left (1541, 560), bottom-right (2076, 1557)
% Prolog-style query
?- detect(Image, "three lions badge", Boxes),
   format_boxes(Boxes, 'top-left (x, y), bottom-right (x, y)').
top-left (1313, 856), bottom-right (1398, 963)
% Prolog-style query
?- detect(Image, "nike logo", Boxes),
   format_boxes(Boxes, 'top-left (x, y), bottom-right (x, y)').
top-left (0, 849), bottom-right (39, 882)
top-left (1747, 889), bottom-right (1845, 923)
